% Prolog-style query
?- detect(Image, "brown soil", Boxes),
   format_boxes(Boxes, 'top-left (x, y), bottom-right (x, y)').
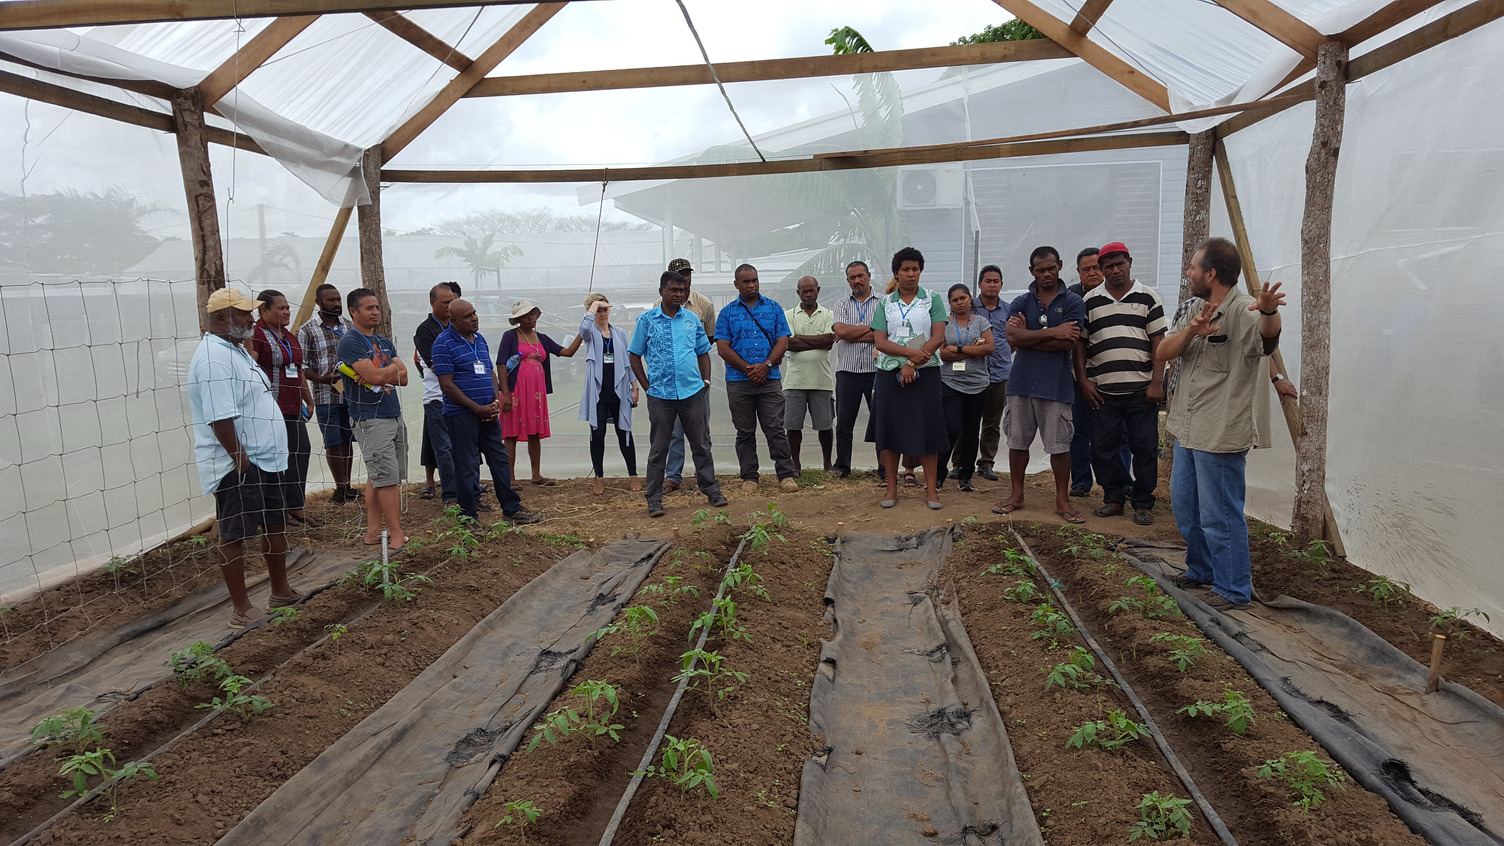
top-left (4, 498), bottom-right (570, 846)
top-left (1008, 522), bottom-right (1428, 846)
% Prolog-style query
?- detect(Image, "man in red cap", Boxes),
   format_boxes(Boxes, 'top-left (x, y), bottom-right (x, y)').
top-left (1075, 241), bottom-right (1167, 525)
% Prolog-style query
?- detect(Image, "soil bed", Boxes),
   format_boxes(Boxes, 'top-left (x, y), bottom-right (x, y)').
top-left (5, 508), bottom-right (571, 846)
top-left (1006, 520), bottom-right (1427, 846)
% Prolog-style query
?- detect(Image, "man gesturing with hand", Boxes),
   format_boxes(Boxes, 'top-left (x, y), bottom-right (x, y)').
top-left (1156, 237), bottom-right (1283, 610)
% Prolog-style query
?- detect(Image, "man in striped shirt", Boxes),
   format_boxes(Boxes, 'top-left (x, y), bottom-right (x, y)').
top-left (1075, 241), bottom-right (1167, 525)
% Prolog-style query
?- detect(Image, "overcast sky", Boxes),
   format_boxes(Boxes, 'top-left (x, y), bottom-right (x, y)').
top-left (0, 0), bottom-right (1016, 239)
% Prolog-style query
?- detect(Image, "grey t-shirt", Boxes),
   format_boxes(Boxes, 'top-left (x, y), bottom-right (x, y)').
top-left (940, 316), bottom-right (991, 394)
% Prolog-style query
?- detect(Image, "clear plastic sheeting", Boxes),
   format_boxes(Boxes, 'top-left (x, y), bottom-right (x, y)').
top-left (1222, 22), bottom-right (1504, 637)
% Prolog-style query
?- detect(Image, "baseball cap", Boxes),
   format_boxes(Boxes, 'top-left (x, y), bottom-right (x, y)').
top-left (1099, 241), bottom-right (1130, 259)
top-left (206, 288), bottom-right (262, 313)
top-left (667, 258), bottom-right (693, 274)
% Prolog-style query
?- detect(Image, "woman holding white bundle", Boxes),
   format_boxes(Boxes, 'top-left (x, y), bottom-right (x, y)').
top-left (578, 293), bottom-right (640, 495)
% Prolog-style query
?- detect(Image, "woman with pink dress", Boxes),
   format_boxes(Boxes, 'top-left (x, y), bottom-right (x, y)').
top-left (497, 300), bottom-right (580, 485)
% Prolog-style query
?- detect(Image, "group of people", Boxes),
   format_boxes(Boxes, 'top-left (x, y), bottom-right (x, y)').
top-left (186, 233), bottom-right (1286, 626)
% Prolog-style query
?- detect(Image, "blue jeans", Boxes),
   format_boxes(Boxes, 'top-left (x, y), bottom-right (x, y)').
top-left (1171, 440), bottom-right (1252, 605)
top-left (445, 413), bottom-right (523, 520)
top-left (1071, 386), bottom-right (1131, 491)
top-left (666, 388), bottom-right (711, 484)
top-left (422, 400), bottom-right (458, 502)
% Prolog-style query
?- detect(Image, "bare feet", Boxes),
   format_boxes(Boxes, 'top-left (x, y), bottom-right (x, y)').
top-left (629, 476), bottom-right (643, 492)
top-left (592, 477), bottom-right (605, 496)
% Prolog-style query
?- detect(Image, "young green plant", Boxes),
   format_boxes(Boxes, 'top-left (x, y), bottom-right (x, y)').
top-left (635, 735), bottom-right (719, 799)
top-left (1043, 647), bottom-right (1104, 691)
top-left (1066, 709), bottom-right (1148, 752)
top-left (57, 748), bottom-right (158, 822)
top-left (31, 707), bottom-right (107, 757)
top-left (196, 674), bottom-right (275, 722)
top-left (1257, 751), bottom-right (1346, 813)
top-left (167, 641), bottom-right (232, 689)
top-left (1130, 791), bottom-right (1193, 841)
top-left (494, 799), bottom-right (542, 842)
top-left (1178, 689), bottom-right (1255, 734)
top-left (590, 604), bottom-right (659, 659)
top-left (1148, 633), bottom-right (1206, 672)
top-left (674, 648), bottom-right (748, 717)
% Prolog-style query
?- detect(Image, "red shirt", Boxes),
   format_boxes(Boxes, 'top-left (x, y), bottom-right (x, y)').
top-left (252, 319), bottom-right (306, 417)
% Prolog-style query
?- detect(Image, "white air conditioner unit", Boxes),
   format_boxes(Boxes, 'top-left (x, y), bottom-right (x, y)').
top-left (896, 166), bottom-right (964, 210)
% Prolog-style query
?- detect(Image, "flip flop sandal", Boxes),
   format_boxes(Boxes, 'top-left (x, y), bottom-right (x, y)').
top-left (531, 478), bottom-right (557, 487)
top-left (419, 485), bottom-right (435, 500)
top-left (1056, 510), bottom-right (1087, 525)
top-left (903, 473), bottom-right (918, 489)
top-left (991, 503), bottom-right (1023, 515)
top-left (228, 609), bottom-right (261, 629)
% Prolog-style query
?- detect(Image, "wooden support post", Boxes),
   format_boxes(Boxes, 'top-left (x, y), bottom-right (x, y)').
top-left (1292, 41), bottom-right (1347, 542)
top-left (357, 146), bottom-right (392, 338)
top-left (172, 88), bottom-right (225, 333)
top-left (292, 204), bottom-right (354, 331)
top-left (1426, 634), bottom-right (1446, 692)
top-left (1213, 138), bottom-right (1347, 557)
top-left (1181, 129), bottom-right (1215, 305)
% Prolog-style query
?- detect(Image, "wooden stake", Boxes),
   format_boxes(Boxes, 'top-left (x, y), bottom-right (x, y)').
top-left (356, 146), bottom-right (393, 339)
top-left (1181, 129), bottom-right (1215, 305)
top-left (292, 204), bottom-right (354, 331)
top-left (1426, 634), bottom-right (1446, 692)
top-left (171, 88), bottom-right (225, 334)
top-left (837, 522), bottom-right (846, 540)
top-left (1292, 41), bottom-right (1346, 541)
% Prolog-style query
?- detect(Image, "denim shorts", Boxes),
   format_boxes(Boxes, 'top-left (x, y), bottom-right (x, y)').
top-left (315, 403), bottom-right (354, 449)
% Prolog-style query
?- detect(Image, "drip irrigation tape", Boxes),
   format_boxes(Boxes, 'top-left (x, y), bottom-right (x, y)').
top-left (596, 535), bottom-right (750, 846)
top-left (1009, 530), bottom-right (1239, 846)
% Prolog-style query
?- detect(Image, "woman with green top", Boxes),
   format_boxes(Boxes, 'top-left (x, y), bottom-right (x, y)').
top-left (937, 283), bottom-right (995, 492)
top-left (870, 247), bottom-right (950, 509)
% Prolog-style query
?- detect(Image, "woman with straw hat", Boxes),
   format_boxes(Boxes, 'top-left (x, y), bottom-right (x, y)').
top-left (497, 299), bottom-right (581, 486)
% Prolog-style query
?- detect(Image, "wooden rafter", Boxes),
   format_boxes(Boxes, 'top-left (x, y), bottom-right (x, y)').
top-left (1338, 0), bottom-right (1449, 45)
top-left (198, 15), bottom-right (318, 106)
top-left (1069, 0), bottom-right (1116, 35)
top-left (382, 131), bottom-right (1188, 183)
top-left (381, 3), bottom-right (563, 162)
top-left (0, 50), bottom-right (176, 99)
top-left (1222, 0), bottom-right (1504, 135)
top-left (365, 11), bottom-right (471, 71)
top-left (988, 0), bottom-right (1170, 111)
top-left (1209, 0), bottom-right (1325, 60)
top-left (467, 38), bottom-right (1070, 98)
top-left (0, 0), bottom-right (588, 32)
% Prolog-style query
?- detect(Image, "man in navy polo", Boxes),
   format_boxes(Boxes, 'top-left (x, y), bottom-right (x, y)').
top-left (629, 271), bottom-right (729, 518)
top-left (992, 246), bottom-right (1088, 524)
top-left (715, 263), bottom-right (799, 493)
top-left (431, 298), bottom-right (540, 526)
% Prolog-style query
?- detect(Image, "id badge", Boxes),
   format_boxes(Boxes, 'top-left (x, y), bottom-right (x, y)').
top-left (473, 360), bottom-right (487, 375)
top-left (603, 352), bottom-right (615, 365)
top-left (952, 361), bottom-right (966, 372)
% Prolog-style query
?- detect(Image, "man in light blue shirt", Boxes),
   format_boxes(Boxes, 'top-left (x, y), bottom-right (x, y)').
top-left (629, 271), bottom-right (728, 518)
top-left (187, 288), bottom-right (300, 628)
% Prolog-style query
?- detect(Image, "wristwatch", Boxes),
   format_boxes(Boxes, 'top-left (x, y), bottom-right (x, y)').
top-left (1271, 373), bottom-right (1285, 384)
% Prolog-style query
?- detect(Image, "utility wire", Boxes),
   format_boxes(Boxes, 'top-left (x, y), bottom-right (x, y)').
top-left (587, 177), bottom-right (608, 292)
top-left (672, 0), bottom-right (766, 163)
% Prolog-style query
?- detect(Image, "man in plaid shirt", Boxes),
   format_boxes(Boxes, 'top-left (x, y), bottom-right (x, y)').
top-left (297, 284), bottom-right (360, 504)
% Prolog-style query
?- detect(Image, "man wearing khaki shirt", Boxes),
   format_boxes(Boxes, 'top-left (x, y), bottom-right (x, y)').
top-left (1155, 237), bottom-right (1284, 610)
top-left (784, 276), bottom-right (836, 473)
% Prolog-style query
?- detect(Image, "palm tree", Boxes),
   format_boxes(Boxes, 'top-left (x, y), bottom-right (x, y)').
top-left (432, 233), bottom-right (523, 288)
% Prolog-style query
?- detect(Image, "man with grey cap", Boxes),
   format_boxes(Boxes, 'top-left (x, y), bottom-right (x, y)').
top-left (187, 288), bottom-right (301, 628)
top-left (659, 258), bottom-right (717, 492)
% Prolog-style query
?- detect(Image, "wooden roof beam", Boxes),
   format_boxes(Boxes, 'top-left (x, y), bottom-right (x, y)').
top-left (381, 2), bottom-right (564, 162)
top-left (383, 131), bottom-right (1188, 184)
top-left (988, 0), bottom-right (1170, 111)
top-left (197, 15), bottom-right (319, 106)
top-left (468, 38), bottom-right (1071, 97)
top-left (1210, 0), bottom-right (1326, 60)
top-left (365, 11), bottom-right (472, 71)
top-left (0, 0), bottom-right (594, 32)
top-left (1069, 0), bottom-right (1116, 35)
top-left (1338, 0), bottom-right (1449, 45)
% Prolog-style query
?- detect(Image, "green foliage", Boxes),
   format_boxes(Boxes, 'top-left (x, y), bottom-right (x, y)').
top-left (690, 509), bottom-right (731, 527)
top-left (950, 19), bottom-right (1046, 45)
top-left (1130, 791), bottom-right (1193, 840)
top-left (1429, 606), bottom-right (1490, 638)
top-left (743, 503), bottom-right (789, 553)
top-left (1110, 575), bottom-right (1182, 619)
top-left (1061, 532), bottom-right (1110, 561)
top-left (184, 534), bottom-right (210, 550)
top-left (1258, 751), bottom-right (1346, 813)
top-left (325, 623), bottom-right (348, 644)
top-left (438, 519), bottom-right (481, 561)
top-left (1044, 647), bottom-right (1103, 691)
top-left (721, 562), bottom-right (771, 601)
top-left (494, 799), bottom-right (542, 841)
top-left (57, 747), bottom-right (158, 820)
top-left (1003, 579), bottom-right (1039, 604)
top-left (985, 547), bottom-right (1035, 577)
top-left (168, 642), bottom-right (232, 689)
top-left (1287, 539), bottom-right (1334, 575)
top-left (196, 674), bottom-right (275, 722)
top-left (591, 604), bottom-right (659, 658)
top-left (1067, 709), bottom-right (1148, 752)
top-left (32, 707), bottom-right (107, 757)
top-left (526, 680), bottom-right (624, 752)
top-left (691, 596), bottom-right (750, 644)
top-left (1149, 633), bottom-right (1206, 672)
top-left (674, 649), bottom-right (748, 715)
top-left (1178, 689), bottom-right (1255, 734)
top-left (104, 555), bottom-right (138, 590)
top-left (1029, 603), bottom-right (1076, 648)
top-left (432, 233), bottom-right (523, 287)
top-left (636, 735), bottom-right (719, 799)
top-left (1353, 575), bottom-right (1411, 605)
top-left (271, 606), bottom-right (301, 627)
top-left (639, 574), bottom-right (700, 605)
top-left (353, 559), bottom-right (432, 601)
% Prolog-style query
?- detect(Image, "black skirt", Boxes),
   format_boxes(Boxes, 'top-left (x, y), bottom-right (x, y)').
top-left (870, 366), bottom-right (949, 456)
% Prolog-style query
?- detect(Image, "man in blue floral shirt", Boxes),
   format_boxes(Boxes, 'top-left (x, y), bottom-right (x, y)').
top-left (715, 264), bottom-right (799, 493)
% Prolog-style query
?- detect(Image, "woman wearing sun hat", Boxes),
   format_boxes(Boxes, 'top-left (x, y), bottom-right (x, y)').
top-left (497, 299), bottom-right (581, 486)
